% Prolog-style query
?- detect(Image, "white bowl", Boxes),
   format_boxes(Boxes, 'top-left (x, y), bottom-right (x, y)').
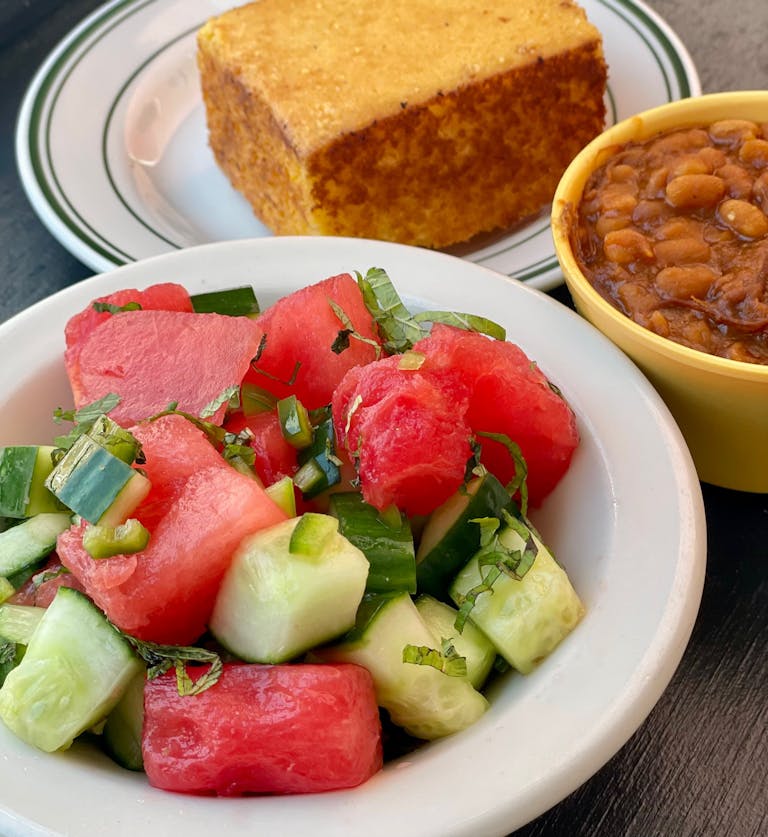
top-left (0, 237), bottom-right (706, 837)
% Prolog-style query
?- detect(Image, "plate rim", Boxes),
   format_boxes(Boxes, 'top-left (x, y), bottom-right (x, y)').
top-left (15, 0), bottom-right (701, 288)
top-left (0, 236), bottom-right (707, 837)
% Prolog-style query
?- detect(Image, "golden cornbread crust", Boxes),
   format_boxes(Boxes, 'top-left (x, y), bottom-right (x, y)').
top-left (198, 0), bottom-right (607, 249)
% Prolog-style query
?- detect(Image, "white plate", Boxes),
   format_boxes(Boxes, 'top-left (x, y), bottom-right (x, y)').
top-left (0, 237), bottom-right (705, 837)
top-left (16, 0), bottom-right (700, 290)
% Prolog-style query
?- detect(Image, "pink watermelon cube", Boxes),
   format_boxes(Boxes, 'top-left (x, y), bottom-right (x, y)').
top-left (243, 273), bottom-right (383, 409)
top-left (66, 309), bottom-right (264, 426)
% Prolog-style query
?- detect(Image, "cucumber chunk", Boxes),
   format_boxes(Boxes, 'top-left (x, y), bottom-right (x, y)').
top-left (102, 670), bottom-right (145, 771)
top-left (315, 592), bottom-right (488, 740)
top-left (86, 415), bottom-right (143, 465)
top-left (190, 285), bottom-right (260, 317)
top-left (0, 512), bottom-right (72, 578)
top-left (294, 417), bottom-right (341, 499)
top-left (416, 473), bottom-right (513, 599)
top-left (45, 434), bottom-right (151, 526)
top-left (330, 492), bottom-right (416, 594)
top-left (0, 586), bottom-right (144, 752)
top-left (414, 594), bottom-right (496, 690)
top-left (450, 521), bottom-right (584, 674)
top-left (209, 514), bottom-right (369, 664)
top-left (0, 604), bottom-right (46, 645)
top-left (0, 446), bottom-right (64, 518)
top-left (277, 395), bottom-right (313, 449)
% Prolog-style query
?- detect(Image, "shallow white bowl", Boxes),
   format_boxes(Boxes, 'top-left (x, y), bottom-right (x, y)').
top-left (0, 237), bottom-right (706, 837)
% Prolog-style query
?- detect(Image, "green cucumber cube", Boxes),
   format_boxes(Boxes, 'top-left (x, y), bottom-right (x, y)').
top-left (450, 525), bottom-right (584, 674)
top-left (210, 514), bottom-right (369, 664)
top-left (0, 587), bottom-right (143, 752)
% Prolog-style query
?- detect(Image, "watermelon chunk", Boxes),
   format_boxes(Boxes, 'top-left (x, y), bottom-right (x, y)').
top-left (56, 415), bottom-right (287, 644)
top-left (243, 273), bottom-right (383, 409)
top-left (332, 356), bottom-right (472, 516)
top-left (142, 662), bottom-right (383, 795)
top-left (64, 283), bottom-right (193, 352)
top-left (413, 324), bottom-right (579, 506)
top-left (64, 284), bottom-right (193, 404)
top-left (66, 309), bottom-right (264, 426)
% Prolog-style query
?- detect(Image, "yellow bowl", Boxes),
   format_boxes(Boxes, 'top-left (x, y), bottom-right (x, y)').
top-left (551, 91), bottom-right (768, 493)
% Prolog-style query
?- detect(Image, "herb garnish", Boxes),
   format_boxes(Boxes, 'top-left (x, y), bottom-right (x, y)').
top-left (51, 393), bottom-right (122, 457)
top-left (453, 511), bottom-right (539, 632)
top-left (402, 638), bottom-right (468, 678)
top-left (357, 267), bottom-right (506, 353)
top-left (122, 634), bottom-right (223, 696)
top-left (476, 431), bottom-right (529, 516)
top-left (328, 298), bottom-right (382, 358)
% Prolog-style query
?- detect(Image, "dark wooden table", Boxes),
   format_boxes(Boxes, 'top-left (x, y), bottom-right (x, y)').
top-left (1, 2), bottom-right (766, 835)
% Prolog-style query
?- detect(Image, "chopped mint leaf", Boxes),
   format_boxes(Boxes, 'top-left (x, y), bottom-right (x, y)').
top-left (327, 298), bottom-right (382, 358)
top-left (52, 394), bottom-right (122, 457)
top-left (402, 640), bottom-right (468, 677)
top-left (412, 309), bottom-right (506, 341)
top-left (357, 267), bottom-right (425, 354)
top-left (476, 431), bottom-right (529, 516)
top-left (122, 634), bottom-right (223, 696)
top-left (200, 385), bottom-right (240, 419)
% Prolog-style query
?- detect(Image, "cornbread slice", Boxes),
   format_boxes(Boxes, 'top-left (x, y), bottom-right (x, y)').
top-left (197, 0), bottom-right (607, 249)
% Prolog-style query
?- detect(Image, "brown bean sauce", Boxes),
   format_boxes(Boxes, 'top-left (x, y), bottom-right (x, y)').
top-left (572, 119), bottom-right (768, 364)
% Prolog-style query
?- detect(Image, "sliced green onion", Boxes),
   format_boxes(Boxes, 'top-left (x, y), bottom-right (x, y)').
top-left (277, 395), bottom-right (313, 449)
top-left (82, 519), bottom-right (150, 560)
top-left (288, 512), bottom-right (339, 557)
top-left (294, 417), bottom-right (341, 499)
top-left (241, 382), bottom-right (279, 416)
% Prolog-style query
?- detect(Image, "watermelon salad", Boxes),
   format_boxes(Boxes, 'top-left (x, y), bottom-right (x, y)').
top-left (0, 268), bottom-right (584, 796)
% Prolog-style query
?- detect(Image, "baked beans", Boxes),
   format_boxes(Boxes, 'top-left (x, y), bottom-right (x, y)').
top-left (572, 120), bottom-right (768, 364)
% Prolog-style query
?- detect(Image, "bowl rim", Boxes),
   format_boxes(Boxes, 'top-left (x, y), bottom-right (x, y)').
top-left (551, 89), bottom-right (768, 380)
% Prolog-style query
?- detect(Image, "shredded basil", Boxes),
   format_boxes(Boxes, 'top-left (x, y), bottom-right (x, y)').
top-left (327, 298), bottom-right (382, 358)
top-left (453, 512), bottom-right (538, 632)
top-left (200, 385), bottom-right (240, 419)
top-left (412, 309), bottom-right (506, 341)
top-left (356, 267), bottom-right (425, 354)
top-left (357, 266), bottom-right (506, 352)
top-left (122, 634), bottom-right (223, 696)
top-left (51, 394), bottom-right (122, 456)
top-left (402, 638), bottom-right (468, 678)
top-left (476, 431), bottom-right (529, 516)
